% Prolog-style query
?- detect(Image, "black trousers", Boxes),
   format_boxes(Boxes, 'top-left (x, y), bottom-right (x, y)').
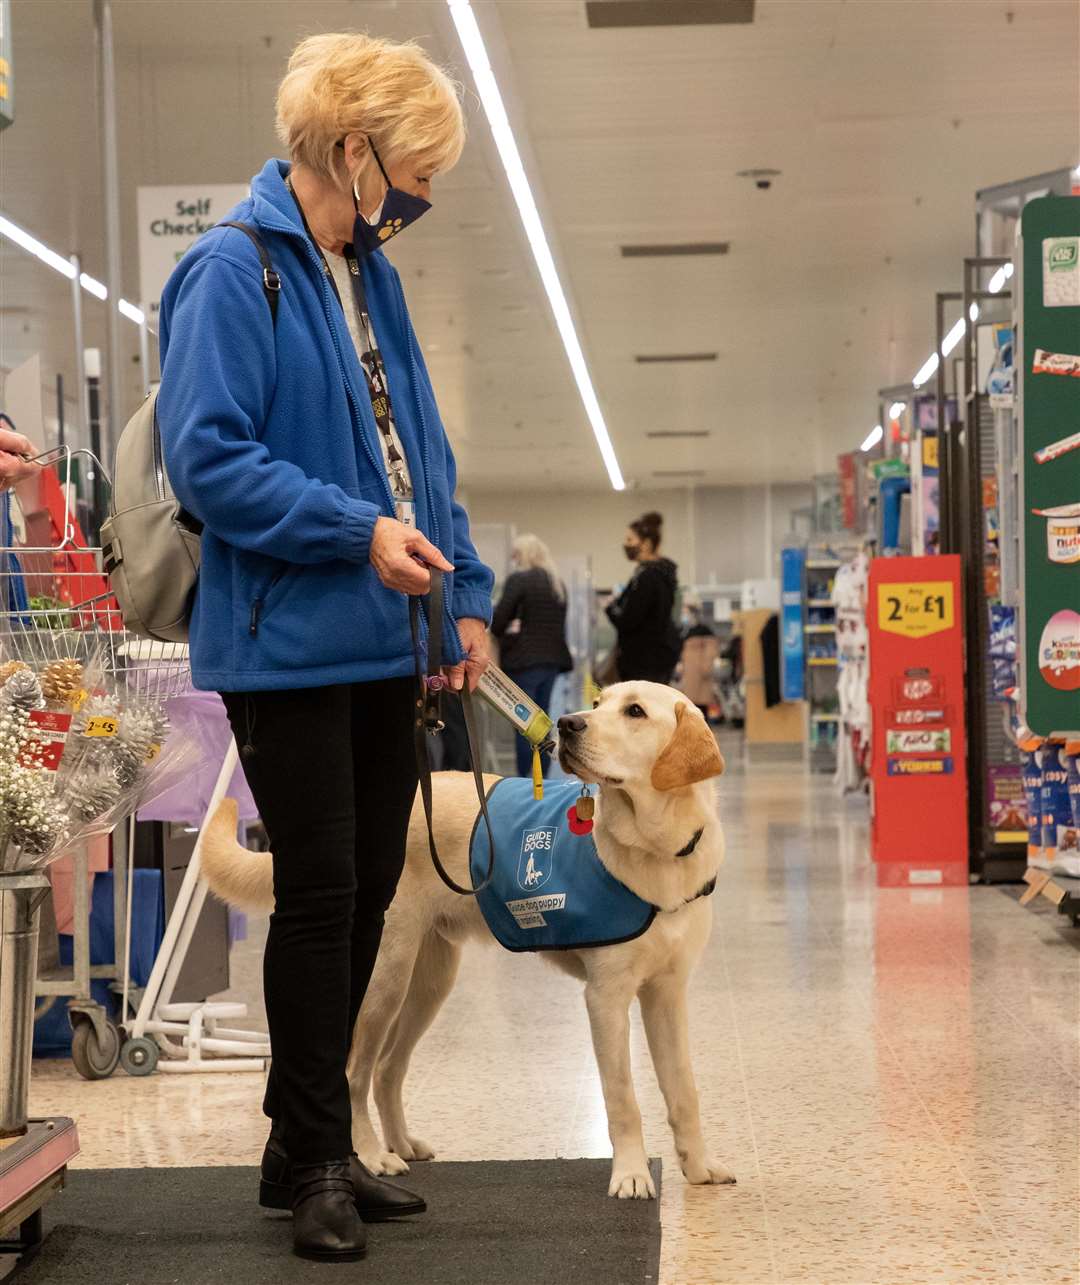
top-left (221, 678), bottom-right (418, 1164)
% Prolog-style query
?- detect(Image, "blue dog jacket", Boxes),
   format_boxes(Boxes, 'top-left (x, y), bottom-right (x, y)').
top-left (469, 778), bottom-right (656, 953)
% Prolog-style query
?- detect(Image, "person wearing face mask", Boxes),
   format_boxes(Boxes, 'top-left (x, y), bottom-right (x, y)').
top-left (604, 511), bottom-right (681, 684)
top-left (156, 33), bottom-right (494, 1263)
top-left (491, 534), bottom-right (573, 778)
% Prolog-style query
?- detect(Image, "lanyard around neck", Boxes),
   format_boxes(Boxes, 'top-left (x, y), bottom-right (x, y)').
top-left (286, 176), bottom-right (406, 482)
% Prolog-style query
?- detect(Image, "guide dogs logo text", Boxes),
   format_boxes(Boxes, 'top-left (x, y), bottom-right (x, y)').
top-left (517, 825), bottom-right (555, 891)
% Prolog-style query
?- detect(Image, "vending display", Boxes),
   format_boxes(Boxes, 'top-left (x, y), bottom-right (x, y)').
top-left (868, 554), bottom-right (968, 885)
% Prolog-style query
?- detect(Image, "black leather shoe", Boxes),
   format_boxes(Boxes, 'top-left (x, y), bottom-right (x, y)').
top-left (261, 1126), bottom-right (427, 1221)
top-left (292, 1160), bottom-right (367, 1262)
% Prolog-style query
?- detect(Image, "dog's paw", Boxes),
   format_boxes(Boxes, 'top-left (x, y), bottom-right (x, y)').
top-left (608, 1166), bottom-right (656, 1200)
top-left (375, 1150), bottom-right (412, 1176)
top-left (388, 1134), bottom-right (435, 1163)
top-left (683, 1156), bottom-right (736, 1186)
top-left (356, 1145), bottom-right (412, 1177)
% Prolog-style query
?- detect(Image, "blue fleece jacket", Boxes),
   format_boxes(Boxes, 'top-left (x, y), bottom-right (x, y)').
top-left (157, 159), bottom-right (494, 692)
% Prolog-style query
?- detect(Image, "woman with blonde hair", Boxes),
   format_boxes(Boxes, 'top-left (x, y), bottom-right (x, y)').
top-left (491, 533), bottom-right (573, 777)
top-left (157, 32), bottom-right (494, 1262)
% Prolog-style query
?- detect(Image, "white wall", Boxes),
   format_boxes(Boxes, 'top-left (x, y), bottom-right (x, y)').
top-left (465, 483), bottom-right (812, 589)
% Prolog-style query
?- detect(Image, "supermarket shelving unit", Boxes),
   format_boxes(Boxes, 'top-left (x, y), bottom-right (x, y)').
top-left (955, 256), bottom-right (1025, 883)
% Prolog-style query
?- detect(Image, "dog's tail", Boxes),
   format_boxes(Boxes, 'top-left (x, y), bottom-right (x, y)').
top-left (200, 798), bottom-right (275, 913)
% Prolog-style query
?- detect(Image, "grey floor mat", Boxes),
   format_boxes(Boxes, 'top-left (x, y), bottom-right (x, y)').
top-left (9, 1158), bottom-right (662, 1285)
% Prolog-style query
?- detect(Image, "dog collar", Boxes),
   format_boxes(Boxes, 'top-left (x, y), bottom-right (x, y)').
top-left (674, 826), bottom-right (705, 859)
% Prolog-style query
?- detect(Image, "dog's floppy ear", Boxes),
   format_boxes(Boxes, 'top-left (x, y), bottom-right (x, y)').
top-left (650, 702), bottom-right (725, 791)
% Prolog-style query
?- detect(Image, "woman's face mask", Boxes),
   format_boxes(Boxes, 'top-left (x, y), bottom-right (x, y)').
top-left (623, 541), bottom-right (641, 562)
top-left (351, 138), bottom-right (431, 256)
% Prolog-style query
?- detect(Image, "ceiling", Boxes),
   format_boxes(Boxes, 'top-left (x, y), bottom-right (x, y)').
top-left (1, 0), bottom-right (1077, 491)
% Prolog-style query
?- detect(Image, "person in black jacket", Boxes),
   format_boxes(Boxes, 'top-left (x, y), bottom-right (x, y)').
top-left (491, 534), bottom-right (573, 777)
top-left (606, 511), bottom-right (680, 684)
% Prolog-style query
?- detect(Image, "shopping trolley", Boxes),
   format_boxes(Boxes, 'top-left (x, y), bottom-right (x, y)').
top-left (0, 447), bottom-right (191, 1078)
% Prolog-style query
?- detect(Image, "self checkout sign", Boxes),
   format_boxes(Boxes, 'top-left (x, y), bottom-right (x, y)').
top-left (877, 581), bottom-right (954, 639)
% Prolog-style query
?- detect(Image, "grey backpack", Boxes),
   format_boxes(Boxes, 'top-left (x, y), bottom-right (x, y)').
top-left (101, 223), bottom-right (279, 643)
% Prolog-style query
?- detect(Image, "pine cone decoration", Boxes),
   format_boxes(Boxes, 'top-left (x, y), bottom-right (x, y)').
top-left (2, 667), bottom-right (45, 714)
top-left (67, 762), bottom-right (122, 822)
top-left (6, 774), bottom-right (70, 855)
top-left (0, 660), bottom-right (30, 685)
top-left (114, 707), bottom-right (158, 787)
top-left (41, 658), bottom-right (84, 705)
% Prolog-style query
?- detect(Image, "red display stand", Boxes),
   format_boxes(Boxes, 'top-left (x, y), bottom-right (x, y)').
top-left (868, 554), bottom-right (969, 886)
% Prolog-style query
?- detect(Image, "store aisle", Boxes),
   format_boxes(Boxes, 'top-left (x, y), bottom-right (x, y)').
top-left (29, 740), bottom-right (1078, 1285)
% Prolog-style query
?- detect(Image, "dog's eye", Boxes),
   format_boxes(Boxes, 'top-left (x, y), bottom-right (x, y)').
top-left (624, 703), bottom-right (647, 719)
top-left (592, 699), bottom-right (601, 709)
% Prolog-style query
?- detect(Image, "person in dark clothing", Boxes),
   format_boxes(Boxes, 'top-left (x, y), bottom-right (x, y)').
top-left (605, 511), bottom-right (680, 684)
top-left (491, 534), bottom-right (573, 777)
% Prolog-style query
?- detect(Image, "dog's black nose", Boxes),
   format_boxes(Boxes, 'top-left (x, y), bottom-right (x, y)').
top-left (558, 715), bottom-right (588, 736)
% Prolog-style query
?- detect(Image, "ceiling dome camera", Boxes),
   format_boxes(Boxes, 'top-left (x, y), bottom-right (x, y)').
top-left (738, 167), bottom-right (782, 191)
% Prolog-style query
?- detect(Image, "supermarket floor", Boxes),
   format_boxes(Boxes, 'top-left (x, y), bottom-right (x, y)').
top-left (29, 735), bottom-right (1080, 1285)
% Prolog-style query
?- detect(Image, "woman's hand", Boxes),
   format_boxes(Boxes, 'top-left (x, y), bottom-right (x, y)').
top-left (370, 516), bottom-right (453, 594)
top-left (0, 427), bottom-right (40, 492)
top-left (445, 617), bottom-right (490, 692)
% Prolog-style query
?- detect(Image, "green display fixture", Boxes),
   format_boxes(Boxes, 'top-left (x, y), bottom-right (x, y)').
top-left (1017, 195), bottom-right (1080, 736)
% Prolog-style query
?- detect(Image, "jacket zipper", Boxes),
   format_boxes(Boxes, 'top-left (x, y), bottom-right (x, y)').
top-left (249, 567), bottom-right (288, 638)
top-left (151, 401), bottom-right (166, 501)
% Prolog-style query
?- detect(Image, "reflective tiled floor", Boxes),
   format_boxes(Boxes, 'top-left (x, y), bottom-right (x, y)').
top-left (29, 736), bottom-right (1080, 1284)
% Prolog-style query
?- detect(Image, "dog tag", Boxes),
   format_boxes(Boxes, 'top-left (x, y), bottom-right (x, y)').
top-left (575, 792), bottom-right (595, 822)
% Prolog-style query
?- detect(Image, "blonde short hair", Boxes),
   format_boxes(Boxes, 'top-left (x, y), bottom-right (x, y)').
top-left (276, 33), bottom-right (465, 189)
top-left (512, 533), bottom-right (565, 603)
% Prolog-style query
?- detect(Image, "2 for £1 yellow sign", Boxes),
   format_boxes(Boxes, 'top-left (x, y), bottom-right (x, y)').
top-left (877, 581), bottom-right (955, 639)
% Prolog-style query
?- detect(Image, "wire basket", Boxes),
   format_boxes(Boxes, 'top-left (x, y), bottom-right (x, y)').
top-left (0, 446), bottom-right (191, 703)
top-left (0, 560), bottom-right (191, 705)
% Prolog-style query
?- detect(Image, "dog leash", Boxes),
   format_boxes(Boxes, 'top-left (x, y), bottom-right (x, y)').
top-left (409, 567), bottom-right (497, 896)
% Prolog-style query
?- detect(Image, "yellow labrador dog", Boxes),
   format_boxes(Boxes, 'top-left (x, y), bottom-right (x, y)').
top-left (202, 681), bottom-right (734, 1199)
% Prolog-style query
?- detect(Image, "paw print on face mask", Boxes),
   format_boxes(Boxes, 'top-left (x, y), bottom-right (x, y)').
top-left (378, 217), bottom-right (404, 242)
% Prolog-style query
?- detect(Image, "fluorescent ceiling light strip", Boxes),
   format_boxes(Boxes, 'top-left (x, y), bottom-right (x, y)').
top-left (0, 211), bottom-right (145, 326)
top-left (861, 425), bottom-right (883, 452)
top-left (447, 0), bottom-right (625, 490)
top-left (912, 352), bottom-right (940, 388)
top-left (887, 401), bottom-right (906, 420)
top-left (941, 317), bottom-right (967, 358)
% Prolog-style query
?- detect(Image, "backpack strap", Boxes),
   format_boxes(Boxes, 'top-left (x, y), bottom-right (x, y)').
top-left (215, 222), bottom-right (280, 325)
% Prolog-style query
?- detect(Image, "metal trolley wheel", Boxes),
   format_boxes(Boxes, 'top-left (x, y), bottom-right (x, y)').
top-left (69, 1016), bottom-right (122, 1080)
top-left (119, 1036), bottom-right (159, 1077)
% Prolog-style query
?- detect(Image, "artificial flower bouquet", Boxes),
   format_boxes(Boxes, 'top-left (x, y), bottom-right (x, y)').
top-left (0, 648), bottom-right (198, 873)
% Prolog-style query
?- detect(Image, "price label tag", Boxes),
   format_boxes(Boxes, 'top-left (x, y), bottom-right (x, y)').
top-left (877, 581), bottom-right (954, 639)
top-left (83, 715), bottom-right (119, 738)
